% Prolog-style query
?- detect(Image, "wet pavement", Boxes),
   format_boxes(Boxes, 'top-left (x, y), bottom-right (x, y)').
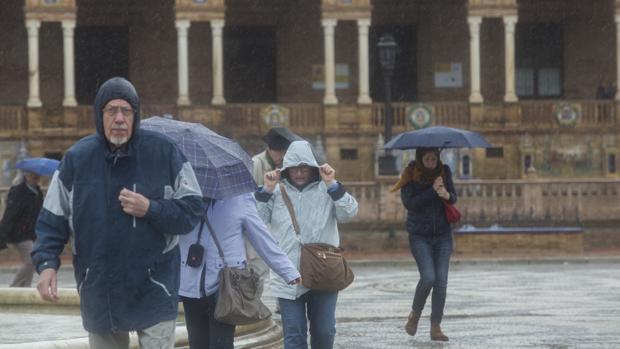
top-left (1, 259), bottom-right (619, 348)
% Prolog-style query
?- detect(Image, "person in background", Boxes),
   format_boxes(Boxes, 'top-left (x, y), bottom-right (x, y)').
top-left (252, 127), bottom-right (296, 186)
top-left (255, 140), bottom-right (358, 349)
top-left (178, 193), bottom-right (301, 349)
top-left (391, 147), bottom-right (457, 342)
top-left (31, 77), bottom-right (204, 349)
top-left (0, 170), bottom-right (43, 287)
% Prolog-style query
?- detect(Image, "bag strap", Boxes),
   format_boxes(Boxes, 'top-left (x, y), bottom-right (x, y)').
top-left (279, 183), bottom-right (301, 237)
top-left (195, 215), bottom-right (206, 245)
top-left (203, 212), bottom-right (227, 267)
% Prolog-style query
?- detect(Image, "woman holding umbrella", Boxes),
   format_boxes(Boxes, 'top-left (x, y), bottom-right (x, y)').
top-left (0, 170), bottom-right (44, 287)
top-left (392, 147), bottom-right (456, 341)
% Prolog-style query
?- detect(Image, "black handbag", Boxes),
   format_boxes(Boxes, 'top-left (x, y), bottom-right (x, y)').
top-left (186, 218), bottom-right (205, 268)
top-left (203, 216), bottom-right (272, 325)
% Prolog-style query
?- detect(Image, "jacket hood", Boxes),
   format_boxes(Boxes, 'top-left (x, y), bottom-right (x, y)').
top-left (93, 77), bottom-right (141, 141)
top-left (281, 141), bottom-right (319, 171)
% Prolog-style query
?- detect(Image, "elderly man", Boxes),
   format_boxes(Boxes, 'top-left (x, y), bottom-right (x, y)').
top-left (32, 77), bottom-right (203, 349)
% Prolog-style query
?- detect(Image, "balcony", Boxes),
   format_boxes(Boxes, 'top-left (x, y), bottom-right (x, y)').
top-left (0, 99), bottom-right (617, 140)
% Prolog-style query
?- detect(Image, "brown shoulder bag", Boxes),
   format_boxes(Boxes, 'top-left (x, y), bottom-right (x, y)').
top-left (279, 183), bottom-right (354, 292)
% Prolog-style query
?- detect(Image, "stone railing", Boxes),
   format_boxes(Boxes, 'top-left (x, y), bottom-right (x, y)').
top-left (142, 104), bottom-right (179, 119)
top-left (75, 106), bottom-right (94, 130)
top-left (0, 106), bottom-right (27, 136)
top-left (519, 100), bottom-right (616, 129)
top-left (221, 103), bottom-right (324, 136)
top-left (3, 100), bottom-right (617, 138)
top-left (3, 179), bottom-right (618, 225)
top-left (343, 177), bottom-right (620, 226)
top-left (371, 102), bottom-right (471, 132)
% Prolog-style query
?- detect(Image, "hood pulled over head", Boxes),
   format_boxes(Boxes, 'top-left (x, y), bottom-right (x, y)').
top-left (93, 77), bottom-right (141, 141)
top-left (280, 140), bottom-right (320, 187)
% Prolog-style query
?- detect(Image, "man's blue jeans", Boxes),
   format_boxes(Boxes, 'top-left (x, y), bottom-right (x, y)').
top-left (278, 290), bottom-right (338, 349)
top-left (409, 233), bottom-right (453, 324)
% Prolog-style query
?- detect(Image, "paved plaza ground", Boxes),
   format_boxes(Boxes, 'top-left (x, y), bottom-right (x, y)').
top-left (1, 258), bottom-right (619, 348)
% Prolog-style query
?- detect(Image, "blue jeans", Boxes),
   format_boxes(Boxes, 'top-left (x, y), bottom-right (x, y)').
top-left (278, 290), bottom-right (338, 349)
top-left (409, 233), bottom-right (453, 324)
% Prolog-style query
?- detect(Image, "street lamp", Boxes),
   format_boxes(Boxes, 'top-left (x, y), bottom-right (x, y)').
top-left (377, 33), bottom-right (399, 175)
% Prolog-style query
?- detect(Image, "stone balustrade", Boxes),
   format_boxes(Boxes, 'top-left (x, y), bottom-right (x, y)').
top-left (1, 100), bottom-right (618, 139)
top-left (343, 177), bottom-right (620, 225)
top-left (1, 178), bottom-right (618, 225)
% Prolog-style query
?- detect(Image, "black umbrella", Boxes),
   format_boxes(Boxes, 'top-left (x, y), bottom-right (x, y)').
top-left (264, 127), bottom-right (326, 165)
top-left (384, 126), bottom-right (492, 150)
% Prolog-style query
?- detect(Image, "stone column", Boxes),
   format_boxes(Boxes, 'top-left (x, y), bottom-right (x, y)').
top-left (616, 15), bottom-right (620, 101)
top-left (26, 20), bottom-right (42, 108)
top-left (322, 19), bottom-right (338, 105)
top-left (62, 20), bottom-right (77, 107)
top-left (468, 16), bottom-right (483, 103)
top-left (357, 18), bottom-right (371, 104)
top-left (211, 19), bottom-right (226, 105)
top-left (503, 15), bottom-right (518, 102)
top-left (176, 20), bottom-right (191, 106)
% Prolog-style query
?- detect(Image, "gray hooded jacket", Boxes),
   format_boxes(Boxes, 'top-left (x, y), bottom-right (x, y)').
top-left (255, 141), bottom-right (358, 300)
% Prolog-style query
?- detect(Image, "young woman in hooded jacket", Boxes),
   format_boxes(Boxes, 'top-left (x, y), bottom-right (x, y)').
top-left (392, 147), bottom-right (456, 341)
top-left (255, 140), bottom-right (358, 349)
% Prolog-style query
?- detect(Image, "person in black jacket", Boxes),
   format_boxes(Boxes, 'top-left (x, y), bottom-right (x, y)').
top-left (391, 147), bottom-right (457, 342)
top-left (0, 171), bottom-right (43, 287)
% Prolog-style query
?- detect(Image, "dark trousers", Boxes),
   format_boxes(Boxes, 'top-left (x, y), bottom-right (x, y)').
top-left (181, 294), bottom-right (236, 349)
top-left (409, 233), bottom-right (453, 324)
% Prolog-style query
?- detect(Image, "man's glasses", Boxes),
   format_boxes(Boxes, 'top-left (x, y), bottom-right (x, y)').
top-left (103, 106), bottom-right (134, 117)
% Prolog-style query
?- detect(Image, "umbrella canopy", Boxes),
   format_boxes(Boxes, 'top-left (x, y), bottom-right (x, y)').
top-left (384, 126), bottom-right (492, 150)
top-left (263, 127), bottom-right (326, 165)
top-left (263, 127), bottom-right (303, 149)
top-left (15, 157), bottom-right (60, 176)
top-left (141, 116), bottom-right (256, 199)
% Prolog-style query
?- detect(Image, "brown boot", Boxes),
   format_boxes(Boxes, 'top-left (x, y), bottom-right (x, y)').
top-left (430, 322), bottom-right (449, 341)
top-left (404, 311), bottom-right (420, 336)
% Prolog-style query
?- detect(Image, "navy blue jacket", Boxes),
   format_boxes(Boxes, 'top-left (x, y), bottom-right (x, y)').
top-left (31, 77), bottom-right (204, 333)
top-left (400, 163), bottom-right (457, 237)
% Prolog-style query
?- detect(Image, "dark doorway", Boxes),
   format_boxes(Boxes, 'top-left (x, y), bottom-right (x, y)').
top-left (224, 26), bottom-right (277, 103)
top-left (370, 25), bottom-right (417, 102)
top-left (516, 23), bottom-right (563, 99)
top-left (75, 26), bottom-right (129, 104)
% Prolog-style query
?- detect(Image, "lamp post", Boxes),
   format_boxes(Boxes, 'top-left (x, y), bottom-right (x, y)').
top-left (378, 33), bottom-right (398, 175)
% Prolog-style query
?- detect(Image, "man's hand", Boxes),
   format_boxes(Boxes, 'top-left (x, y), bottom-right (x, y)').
top-left (319, 164), bottom-right (336, 186)
top-left (119, 188), bottom-right (150, 218)
top-left (37, 268), bottom-right (59, 303)
top-left (263, 169), bottom-right (281, 193)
